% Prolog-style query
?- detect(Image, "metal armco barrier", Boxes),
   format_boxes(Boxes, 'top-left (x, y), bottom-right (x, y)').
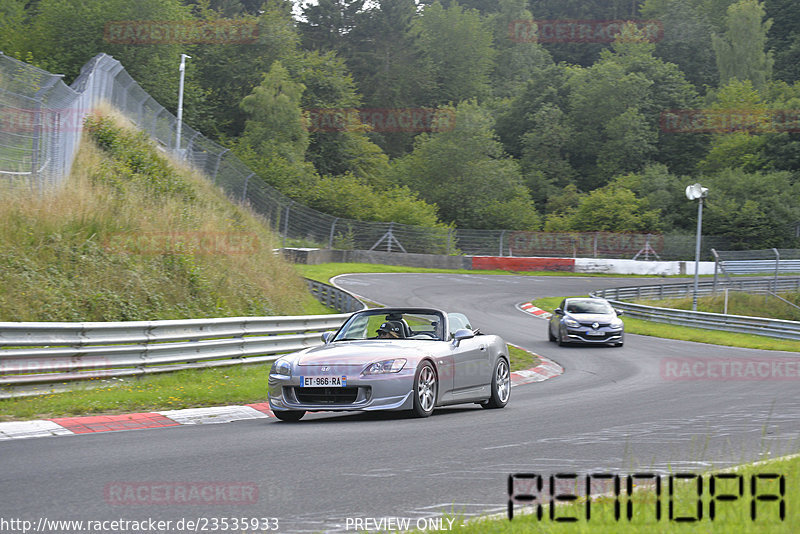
top-left (0, 278), bottom-right (363, 396)
top-left (306, 279), bottom-right (366, 313)
top-left (592, 277), bottom-right (800, 340)
top-left (0, 314), bottom-right (350, 396)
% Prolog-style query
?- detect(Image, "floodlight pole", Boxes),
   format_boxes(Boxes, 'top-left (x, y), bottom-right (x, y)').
top-left (692, 195), bottom-right (704, 311)
top-left (175, 53), bottom-right (191, 158)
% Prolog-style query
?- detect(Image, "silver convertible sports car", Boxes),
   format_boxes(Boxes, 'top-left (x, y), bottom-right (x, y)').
top-left (268, 307), bottom-right (511, 421)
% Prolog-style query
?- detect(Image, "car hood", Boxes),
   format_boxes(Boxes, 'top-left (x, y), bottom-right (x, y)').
top-left (566, 313), bottom-right (618, 323)
top-left (296, 340), bottom-right (432, 366)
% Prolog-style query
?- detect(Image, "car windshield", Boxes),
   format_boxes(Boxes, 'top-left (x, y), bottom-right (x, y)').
top-left (566, 300), bottom-right (614, 314)
top-left (334, 310), bottom-right (445, 341)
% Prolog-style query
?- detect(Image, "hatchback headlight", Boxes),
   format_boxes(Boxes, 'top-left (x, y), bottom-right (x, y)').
top-left (610, 318), bottom-right (623, 329)
top-left (362, 359), bottom-right (406, 375)
top-left (272, 359), bottom-right (292, 377)
top-left (564, 318), bottom-right (581, 328)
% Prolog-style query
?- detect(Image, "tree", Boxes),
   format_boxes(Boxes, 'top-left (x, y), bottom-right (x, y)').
top-left (387, 101), bottom-right (541, 230)
top-left (299, 0), bottom-right (365, 52)
top-left (698, 79), bottom-right (770, 174)
top-left (489, 0), bottom-right (555, 98)
top-left (413, 1), bottom-right (495, 105)
top-left (191, 0), bottom-right (301, 137)
top-left (702, 168), bottom-right (800, 248)
top-left (640, 0), bottom-right (719, 89)
top-left (712, 0), bottom-right (774, 90)
top-left (543, 184), bottom-right (662, 233)
top-left (764, 0), bottom-right (800, 83)
top-left (27, 0), bottom-right (188, 107)
top-left (565, 25), bottom-right (703, 185)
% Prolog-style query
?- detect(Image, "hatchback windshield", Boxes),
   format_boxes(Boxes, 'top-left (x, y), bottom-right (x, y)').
top-left (565, 299), bottom-right (614, 314)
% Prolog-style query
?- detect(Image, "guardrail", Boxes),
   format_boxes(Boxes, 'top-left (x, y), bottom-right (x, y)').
top-left (0, 279), bottom-right (363, 397)
top-left (592, 277), bottom-right (800, 341)
top-left (0, 314), bottom-right (350, 397)
top-left (306, 279), bottom-right (366, 313)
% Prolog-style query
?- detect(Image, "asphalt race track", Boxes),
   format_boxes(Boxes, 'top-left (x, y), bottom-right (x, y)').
top-left (2, 274), bottom-right (799, 533)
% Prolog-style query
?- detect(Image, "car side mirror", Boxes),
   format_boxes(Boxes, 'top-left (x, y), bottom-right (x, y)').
top-left (452, 328), bottom-right (474, 347)
top-left (554, 308), bottom-right (564, 316)
top-left (321, 331), bottom-right (335, 343)
top-left (615, 309), bottom-right (624, 316)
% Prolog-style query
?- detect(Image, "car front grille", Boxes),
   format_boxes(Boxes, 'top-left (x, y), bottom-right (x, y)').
top-left (293, 387), bottom-right (360, 404)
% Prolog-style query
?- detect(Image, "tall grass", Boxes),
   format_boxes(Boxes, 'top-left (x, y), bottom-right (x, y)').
top-left (0, 108), bottom-right (314, 321)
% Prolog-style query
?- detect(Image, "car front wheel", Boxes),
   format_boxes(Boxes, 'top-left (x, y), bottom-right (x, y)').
top-left (412, 362), bottom-right (437, 418)
top-left (482, 357), bottom-right (510, 409)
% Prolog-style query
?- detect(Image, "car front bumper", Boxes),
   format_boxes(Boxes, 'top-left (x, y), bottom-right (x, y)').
top-left (268, 370), bottom-right (416, 413)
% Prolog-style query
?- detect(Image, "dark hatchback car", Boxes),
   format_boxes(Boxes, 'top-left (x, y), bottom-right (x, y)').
top-left (548, 297), bottom-right (624, 347)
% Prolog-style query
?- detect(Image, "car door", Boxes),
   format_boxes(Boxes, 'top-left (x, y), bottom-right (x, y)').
top-left (451, 335), bottom-right (491, 395)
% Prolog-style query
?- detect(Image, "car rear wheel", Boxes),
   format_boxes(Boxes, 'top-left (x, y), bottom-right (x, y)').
top-left (273, 410), bottom-right (305, 422)
top-left (482, 358), bottom-right (510, 409)
top-left (412, 362), bottom-right (437, 418)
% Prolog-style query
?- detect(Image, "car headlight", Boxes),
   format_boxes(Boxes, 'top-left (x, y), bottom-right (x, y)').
top-left (564, 318), bottom-right (581, 328)
top-left (610, 318), bottom-right (624, 329)
top-left (362, 359), bottom-right (406, 375)
top-left (272, 359), bottom-right (292, 377)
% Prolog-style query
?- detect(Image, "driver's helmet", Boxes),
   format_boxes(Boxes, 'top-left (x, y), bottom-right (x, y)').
top-left (377, 321), bottom-right (404, 338)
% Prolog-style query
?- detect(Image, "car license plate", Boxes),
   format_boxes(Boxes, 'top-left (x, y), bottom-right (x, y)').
top-left (586, 330), bottom-right (605, 336)
top-left (301, 376), bottom-right (347, 387)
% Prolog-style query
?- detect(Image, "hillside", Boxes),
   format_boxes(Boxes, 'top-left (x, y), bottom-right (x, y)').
top-left (0, 108), bottom-right (316, 322)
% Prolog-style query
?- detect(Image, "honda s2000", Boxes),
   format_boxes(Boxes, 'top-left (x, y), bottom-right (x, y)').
top-left (268, 307), bottom-right (510, 421)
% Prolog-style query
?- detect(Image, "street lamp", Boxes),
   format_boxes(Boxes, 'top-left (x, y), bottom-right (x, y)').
top-left (685, 183), bottom-right (709, 311)
top-left (175, 53), bottom-right (191, 159)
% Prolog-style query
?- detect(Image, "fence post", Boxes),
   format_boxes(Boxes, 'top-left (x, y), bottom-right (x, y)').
top-left (773, 248), bottom-right (780, 294)
top-left (499, 230), bottom-right (506, 257)
top-left (328, 218), bottom-right (339, 249)
top-left (211, 148), bottom-right (229, 185)
top-left (241, 172), bottom-right (254, 203)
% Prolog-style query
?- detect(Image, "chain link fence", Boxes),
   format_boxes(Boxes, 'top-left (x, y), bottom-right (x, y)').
top-left (1, 52), bottom-right (739, 259)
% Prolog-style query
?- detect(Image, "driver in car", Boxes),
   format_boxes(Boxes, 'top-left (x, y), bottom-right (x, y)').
top-left (376, 321), bottom-right (404, 339)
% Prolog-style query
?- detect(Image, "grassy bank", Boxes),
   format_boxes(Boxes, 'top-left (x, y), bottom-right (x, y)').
top-left (0, 108), bottom-right (316, 321)
top-left (640, 291), bottom-right (800, 322)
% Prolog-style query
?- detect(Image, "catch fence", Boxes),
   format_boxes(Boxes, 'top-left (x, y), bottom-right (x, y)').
top-left (1, 52), bottom-right (738, 259)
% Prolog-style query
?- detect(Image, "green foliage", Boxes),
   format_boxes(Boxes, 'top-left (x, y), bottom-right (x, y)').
top-left (712, 0), bottom-right (774, 89)
top-left (388, 101), bottom-right (541, 230)
top-left (83, 114), bottom-right (195, 201)
top-left (0, 112), bottom-right (311, 322)
top-left (702, 168), bottom-right (800, 247)
top-left (413, 1), bottom-right (496, 104)
top-left (544, 184), bottom-right (662, 233)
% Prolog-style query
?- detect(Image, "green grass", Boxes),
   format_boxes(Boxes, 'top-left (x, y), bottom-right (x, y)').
top-left (448, 453), bottom-right (797, 533)
top-left (531, 297), bottom-right (800, 352)
top-left (0, 364), bottom-right (271, 422)
top-left (641, 292), bottom-right (800, 322)
top-left (0, 109), bottom-right (312, 322)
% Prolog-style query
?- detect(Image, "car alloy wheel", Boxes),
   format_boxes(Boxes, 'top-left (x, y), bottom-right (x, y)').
top-left (412, 362), bottom-right (437, 418)
top-left (482, 358), bottom-right (510, 409)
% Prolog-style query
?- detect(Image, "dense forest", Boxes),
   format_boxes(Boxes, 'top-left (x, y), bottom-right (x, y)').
top-left (3, 0), bottom-right (800, 249)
